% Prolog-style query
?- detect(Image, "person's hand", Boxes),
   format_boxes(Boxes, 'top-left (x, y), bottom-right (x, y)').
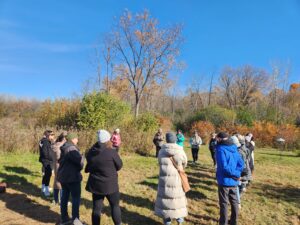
top-left (233, 177), bottom-right (241, 181)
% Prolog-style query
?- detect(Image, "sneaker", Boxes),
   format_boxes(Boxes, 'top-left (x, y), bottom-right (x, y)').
top-left (73, 218), bottom-right (88, 225)
top-left (238, 203), bottom-right (242, 209)
top-left (176, 218), bottom-right (184, 224)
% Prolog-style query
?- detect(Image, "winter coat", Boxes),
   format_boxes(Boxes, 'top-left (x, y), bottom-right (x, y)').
top-left (189, 135), bottom-right (202, 148)
top-left (39, 137), bottom-right (53, 168)
top-left (57, 142), bottom-right (84, 184)
top-left (155, 143), bottom-right (188, 219)
top-left (111, 134), bottom-right (121, 147)
top-left (237, 144), bottom-right (252, 182)
top-left (216, 140), bottom-right (244, 187)
top-left (176, 134), bottom-right (185, 147)
top-left (51, 141), bottom-right (64, 189)
top-left (153, 132), bottom-right (164, 147)
top-left (85, 142), bottom-right (123, 195)
top-left (209, 138), bottom-right (217, 152)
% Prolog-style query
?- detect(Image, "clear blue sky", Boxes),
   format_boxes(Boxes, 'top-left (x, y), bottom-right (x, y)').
top-left (0, 0), bottom-right (299, 99)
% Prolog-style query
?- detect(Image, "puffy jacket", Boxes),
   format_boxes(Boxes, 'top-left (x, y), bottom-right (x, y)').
top-left (85, 142), bottom-right (123, 195)
top-left (111, 134), bottom-right (121, 147)
top-left (176, 134), bottom-right (185, 147)
top-left (39, 137), bottom-right (53, 167)
top-left (57, 142), bottom-right (84, 184)
top-left (216, 140), bottom-right (244, 187)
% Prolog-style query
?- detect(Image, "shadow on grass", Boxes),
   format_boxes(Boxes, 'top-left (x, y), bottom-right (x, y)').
top-left (4, 166), bottom-right (39, 176)
top-left (257, 152), bottom-right (299, 158)
top-left (186, 212), bottom-right (218, 224)
top-left (254, 183), bottom-right (300, 207)
top-left (0, 192), bottom-right (60, 224)
top-left (0, 172), bottom-right (41, 198)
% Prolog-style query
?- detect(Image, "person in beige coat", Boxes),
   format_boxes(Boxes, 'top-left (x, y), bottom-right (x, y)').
top-left (51, 131), bottom-right (67, 204)
top-left (155, 132), bottom-right (188, 225)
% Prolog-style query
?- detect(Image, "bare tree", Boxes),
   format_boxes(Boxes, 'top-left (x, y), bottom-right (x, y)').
top-left (106, 10), bottom-right (183, 117)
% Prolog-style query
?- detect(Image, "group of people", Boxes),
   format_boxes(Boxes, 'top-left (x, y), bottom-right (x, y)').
top-left (153, 129), bottom-right (255, 225)
top-left (38, 127), bottom-right (255, 225)
top-left (38, 129), bottom-right (122, 225)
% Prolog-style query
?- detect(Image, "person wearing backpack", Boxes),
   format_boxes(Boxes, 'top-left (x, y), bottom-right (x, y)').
top-left (39, 130), bottom-right (55, 197)
top-left (216, 132), bottom-right (244, 225)
top-left (189, 131), bottom-right (202, 164)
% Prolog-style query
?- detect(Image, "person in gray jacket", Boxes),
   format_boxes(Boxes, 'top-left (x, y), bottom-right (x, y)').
top-left (155, 132), bottom-right (188, 225)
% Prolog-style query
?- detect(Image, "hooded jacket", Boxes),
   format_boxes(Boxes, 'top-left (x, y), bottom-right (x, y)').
top-left (85, 142), bottom-right (123, 195)
top-left (57, 142), bottom-right (84, 184)
top-left (155, 143), bottom-right (188, 219)
top-left (176, 134), bottom-right (185, 147)
top-left (216, 139), bottom-right (244, 187)
top-left (39, 137), bottom-right (53, 167)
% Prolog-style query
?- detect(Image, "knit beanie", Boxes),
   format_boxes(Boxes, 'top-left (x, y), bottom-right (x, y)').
top-left (97, 130), bottom-right (111, 143)
top-left (166, 132), bottom-right (176, 143)
top-left (217, 132), bottom-right (229, 139)
top-left (231, 135), bottom-right (241, 147)
top-left (66, 133), bottom-right (78, 141)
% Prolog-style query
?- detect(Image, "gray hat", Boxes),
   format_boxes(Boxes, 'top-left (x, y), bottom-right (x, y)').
top-left (166, 132), bottom-right (176, 143)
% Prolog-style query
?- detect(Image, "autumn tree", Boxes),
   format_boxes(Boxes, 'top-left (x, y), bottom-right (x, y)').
top-left (105, 10), bottom-right (183, 117)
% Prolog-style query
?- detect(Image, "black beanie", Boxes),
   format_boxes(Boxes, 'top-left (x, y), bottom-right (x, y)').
top-left (217, 132), bottom-right (229, 139)
top-left (166, 132), bottom-right (177, 143)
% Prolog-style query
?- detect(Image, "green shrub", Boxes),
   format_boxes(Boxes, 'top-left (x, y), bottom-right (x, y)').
top-left (77, 92), bottom-right (130, 130)
top-left (188, 106), bottom-right (236, 127)
top-left (236, 107), bottom-right (254, 126)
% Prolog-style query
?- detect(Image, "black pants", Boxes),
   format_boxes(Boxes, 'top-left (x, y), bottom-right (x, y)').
top-left (42, 164), bottom-right (52, 186)
top-left (155, 146), bottom-right (161, 158)
top-left (113, 146), bottom-right (120, 153)
top-left (210, 149), bottom-right (216, 165)
top-left (191, 147), bottom-right (199, 162)
top-left (218, 186), bottom-right (239, 225)
top-left (61, 182), bottom-right (81, 222)
top-left (92, 191), bottom-right (122, 225)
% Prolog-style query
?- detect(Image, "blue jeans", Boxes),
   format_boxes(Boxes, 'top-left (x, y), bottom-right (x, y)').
top-left (61, 182), bottom-right (81, 222)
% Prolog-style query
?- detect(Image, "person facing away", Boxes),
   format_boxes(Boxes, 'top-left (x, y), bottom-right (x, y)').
top-left (209, 132), bottom-right (218, 166)
top-left (155, 132), bottom-right (188, 225)
top-left (215, 132), bottom-right (244, 225)
top-left (110, 128), bottom-right (121, 152)
top-left (176, 129), bottom-right (185, 147)
top-left (189, 131), bottom-right (202, 164)
top-left (245, 133), bottom-right (255, 174)
top-left (57, 133), bottom-right (85, 225)
top-left (153, 128), bottom-right (164, 157)
top-left (39, 130), bottom-right (55, 197)
top-left (85, 129), bottom-right (123, 225)
top-left (50, 131), bottom-right (67, 205)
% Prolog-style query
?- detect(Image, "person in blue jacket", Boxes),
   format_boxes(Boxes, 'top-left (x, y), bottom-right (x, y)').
top-left (215, 132), bottom-right (244, 225)
top-left (176, 130), bottom-right (185, 147)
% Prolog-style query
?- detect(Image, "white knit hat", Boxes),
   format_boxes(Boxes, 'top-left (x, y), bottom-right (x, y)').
top-left (231, 135), bottom-right (241, 147)
top-left (97, 130), bottom-right (111, 143)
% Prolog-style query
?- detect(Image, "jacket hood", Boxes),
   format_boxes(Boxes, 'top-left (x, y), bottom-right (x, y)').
top-left (161, 143), bottom-right (183, 156)
top-left (61, 142), bottom-right (75, 152)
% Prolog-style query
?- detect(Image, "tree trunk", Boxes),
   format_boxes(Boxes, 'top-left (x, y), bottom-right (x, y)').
top-left (134, 93), bottom-right (140, 118)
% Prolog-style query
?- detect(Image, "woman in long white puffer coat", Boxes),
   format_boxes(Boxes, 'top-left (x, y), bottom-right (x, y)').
top-left (155, 132), bottom-right (188, 225)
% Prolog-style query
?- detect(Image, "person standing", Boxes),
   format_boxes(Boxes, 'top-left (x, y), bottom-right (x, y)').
top-left (111, 128), bottom-right (121, 152)
top-left (209, 133), bottom-right (217, 166)
top-left (51, 131), bottom-right (67, 204)
top-left (245, 133), bottom-right (255, 174)
top-left (189, 131), bottom-right (202, 164)
top-left (215, 132), bottom-right (244, 225)
top-left (176, 130), bottom-right (185, 147)
top-left (155, 132), bottom-right (188, 225)
top-left (57, 133), bottom-right (85, 225)
top-left (39, 130), bottom-right (55, 197)
top-left (85, 130), bottom-right (123, 225)
top-left (153, 128), bottom-right (164, 157)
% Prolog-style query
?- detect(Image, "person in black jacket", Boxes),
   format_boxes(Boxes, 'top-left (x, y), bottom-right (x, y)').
top-left (85, 129), bottom-right (123, 225)
top-left (208, 132), bottom-right (217, 166)
top-left (39, 130), bottom-right (55, 197)
top-left (57, 133), bottom-right (85, 225)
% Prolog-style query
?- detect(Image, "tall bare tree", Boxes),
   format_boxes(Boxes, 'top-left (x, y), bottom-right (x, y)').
top-left (106, 10), bottom-right (183, 117)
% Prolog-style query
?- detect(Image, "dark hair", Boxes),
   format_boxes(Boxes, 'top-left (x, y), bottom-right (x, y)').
top-left (44, 130), bottom-right (53, 137)
top-left (56, 132), bottom-right (67, 143)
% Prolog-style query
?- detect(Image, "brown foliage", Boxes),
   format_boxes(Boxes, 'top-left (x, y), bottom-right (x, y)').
top-left (191, 121), bottom-right (215, 144)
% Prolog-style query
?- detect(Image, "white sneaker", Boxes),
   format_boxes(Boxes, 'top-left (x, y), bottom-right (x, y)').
top-left (44, 186), bottom-right (50, 197)
top-left (41, 184), bottom-right (45, 193)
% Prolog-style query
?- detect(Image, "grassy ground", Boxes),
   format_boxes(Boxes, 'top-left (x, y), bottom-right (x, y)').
top-left (0, 146), bottom-right (299, 225)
